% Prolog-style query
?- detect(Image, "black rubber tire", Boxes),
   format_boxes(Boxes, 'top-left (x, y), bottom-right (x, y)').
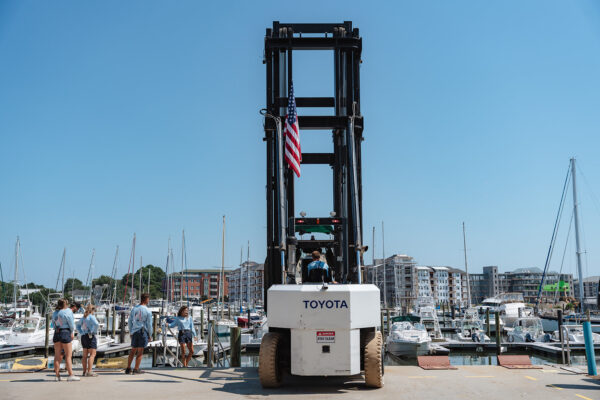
top-left (364, 331), bottom-right (384, 388)
top-left (258, 332), bottom-right (283, 388)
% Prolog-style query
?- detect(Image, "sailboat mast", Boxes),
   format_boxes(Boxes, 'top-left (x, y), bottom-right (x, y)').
top-left (462, 222), bottom-right (472, 307)
top-left (139, 256), bottom-right (142, 301)
top-left (130, 234), bottom-right (136, 303)
top-left (246, 241), bottom-right (250, 307)
top-left (571, 158), bottom-right (585, 311)
top-left (372, 226), bottom-right (376, 287)
top-left (220, 215), bottom-right (226, 321)
top-left (14, 237), bottom-right (19, 310)
top-left (61, 248), bottom-right (66, 294)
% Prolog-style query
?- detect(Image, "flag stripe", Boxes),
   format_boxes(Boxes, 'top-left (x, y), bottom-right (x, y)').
top-left (284, 82), bottom-right (301, 177)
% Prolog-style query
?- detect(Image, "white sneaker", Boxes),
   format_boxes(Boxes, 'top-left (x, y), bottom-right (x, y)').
top-left (54, 376), bottom-right (61, 382)
top-left (67, 375), bottom-right (80, 382)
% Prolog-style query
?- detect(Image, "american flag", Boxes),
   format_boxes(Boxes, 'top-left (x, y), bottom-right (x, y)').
top-left (284, 82), bottom-right (301, 177)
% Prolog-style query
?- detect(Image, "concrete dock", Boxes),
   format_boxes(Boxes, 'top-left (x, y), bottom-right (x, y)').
top-left (1, 365), bottom-right (598, 400)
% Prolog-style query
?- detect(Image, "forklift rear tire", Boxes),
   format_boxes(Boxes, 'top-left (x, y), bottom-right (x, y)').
top-left (364, 331), bottom-right (384, 388)
top-left (259, 332), bottom-right (282, 388)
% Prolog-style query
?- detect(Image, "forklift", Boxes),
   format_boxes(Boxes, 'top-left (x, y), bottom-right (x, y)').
top-left (259, 22), bottom-right (383, 388)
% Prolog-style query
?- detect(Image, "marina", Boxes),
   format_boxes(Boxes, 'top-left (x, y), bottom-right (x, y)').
top-left (2, 3), bottom-right (600, 399)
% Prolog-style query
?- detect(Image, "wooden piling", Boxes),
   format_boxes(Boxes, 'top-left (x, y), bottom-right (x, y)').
top-left (495, 311), bottom-right (501, 355)
top-left (207, 321), bottom-right (213, 367)
top-left (230, 326), bottom-right (241, 367)
top-left (152, 312), bottom-right (158, 367)
top-left (119, 312), bottom-right (126, 343)
top-left (486, 309), bottom-right (491, 338)
top-left (105, 309), bottom-right (110, 335)
top-left (111, 308), bottom-right (116, 339)
top-left (44, 312), bottom-right (50, 358)
top-left (557, 309), bottom-right (564, 343)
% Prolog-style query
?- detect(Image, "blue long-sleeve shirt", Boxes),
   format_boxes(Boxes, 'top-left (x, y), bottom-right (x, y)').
top-left (55, 308), bottom-right (75, 331)
top-left (168, 316), bottom-right (196, 337)
top-left (51, 310), bottom-right (59, 328)
top-left (77, 315), bottom-right (99, 335)
top-left (307, 260), bottom-right (329, 273)
top-left (128, 304), bottom-right (152, 336)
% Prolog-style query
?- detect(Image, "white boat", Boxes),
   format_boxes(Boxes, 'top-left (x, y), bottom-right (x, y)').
top-left (456, 309), bottom-right (490, 342)
top-left (386, 322), bottom-right (431, 356)
top-left (551, 326), bottom-right (600, 344)
top-left (414, 298), bottom-right (442, 340)
top-left (6, 315), bottom-right (52, 347)
top-left (507, 317), bottom-right (550, 343)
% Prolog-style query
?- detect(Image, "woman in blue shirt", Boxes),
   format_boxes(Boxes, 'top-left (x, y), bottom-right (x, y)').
top-left (77, 304), bottom-right (100, 377)
top-left (52, 299), bottom-right (79, 381)
top-left (169, 306), bottom-right (196, 367)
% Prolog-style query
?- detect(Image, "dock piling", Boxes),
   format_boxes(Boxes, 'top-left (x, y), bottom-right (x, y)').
top-left (230, 326), bottom-right (241, 367)
top-left (557, 309), bottom-right (563, 343)
top-left (44, 312), bottom-right (50, 358)
top-left (152, 312), bottom-right (158, 368)
top-left (386, 309), bottom-right (391, 337)
top-left (200, 308), bottom-right (204, 340)
top-left (111, 307), bottom-right (116, 339)
top-left (486, 309), bottom-right (490, 338)
top-left (105, 309), bottom-right (110, 336)
top-left (584, 312), bottom-right (597, 376)
top-left (495, 311), bottom-right (501, 355)
top-left (119, 312), bottom-right (126, 343)
top-left (207, 321), bottom-right (214, 367)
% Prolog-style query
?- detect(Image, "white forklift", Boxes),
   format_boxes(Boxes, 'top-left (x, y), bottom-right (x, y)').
top-left (259, 22), bottom-right (383, 388)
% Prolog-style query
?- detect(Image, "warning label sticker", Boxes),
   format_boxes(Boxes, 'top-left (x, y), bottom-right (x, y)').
top-left (316, 331), bottom-right (335, 343)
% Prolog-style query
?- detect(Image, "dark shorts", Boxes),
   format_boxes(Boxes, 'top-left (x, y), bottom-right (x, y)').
top-left (81, 334), bottom-right (97, 349)
top-left (178, 330), bottom-right (193, 344)
top-left (53, 329), bottom-right (72, 344)
top-left (131, 330), bottom-right (148, 349)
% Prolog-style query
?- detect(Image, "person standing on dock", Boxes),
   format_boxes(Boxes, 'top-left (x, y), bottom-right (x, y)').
top-left (77, 304), bottom-right (99, 377)
top-left (169, 305), bottom-right (197, 367)
top-left (53, 299), bottom-right (80, 381)
top-left (125, 293), bottom-right (152, 374)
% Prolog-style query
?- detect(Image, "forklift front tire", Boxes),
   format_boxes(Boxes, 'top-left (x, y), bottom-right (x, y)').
top-left (258, 332), bottom-right (283, 388)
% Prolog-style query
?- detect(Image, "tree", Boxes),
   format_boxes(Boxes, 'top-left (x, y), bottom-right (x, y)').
top-left (63, 278), bottom-right (88, 295)
top-left (0, 281), bottom-right (18, 304)
top-left (121, 265), bottom-right (166, 300)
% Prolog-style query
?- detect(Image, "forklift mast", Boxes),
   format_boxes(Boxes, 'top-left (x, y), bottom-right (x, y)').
top-left (263, 22), bottom-right (365, 310)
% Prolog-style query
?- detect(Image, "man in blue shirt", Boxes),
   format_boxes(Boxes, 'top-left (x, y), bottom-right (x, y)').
top-left (125, 293), bottom-right (153, 374)
top-left (306, 250), bottom-right (335, 283)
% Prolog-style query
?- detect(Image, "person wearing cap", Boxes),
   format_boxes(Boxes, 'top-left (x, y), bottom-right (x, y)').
top-left (77, 304), bottom-right (100, 377)
top-left (306, 251), bottom-right (335, 283)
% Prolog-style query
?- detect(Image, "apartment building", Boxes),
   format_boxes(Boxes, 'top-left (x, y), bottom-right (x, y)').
top-left (163, 268), bottom-right (229, 301)
top-left (227, 261), bottom-right (264, 305)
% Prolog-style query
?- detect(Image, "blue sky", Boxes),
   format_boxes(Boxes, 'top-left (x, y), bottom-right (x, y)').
top-left (1, 1), bottom-right (600, 288)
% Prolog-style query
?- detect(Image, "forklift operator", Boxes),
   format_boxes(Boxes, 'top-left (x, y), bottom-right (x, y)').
top-left (306, 251), bottom-right (335, 283)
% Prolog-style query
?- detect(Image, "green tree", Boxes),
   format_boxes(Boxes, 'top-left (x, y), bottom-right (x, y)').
top-left (0, 281), bottom-right (18, 304)
top-left (63, 278), bottom-right (88, 295)
top-left (121, 265), bottom-right (166, 300)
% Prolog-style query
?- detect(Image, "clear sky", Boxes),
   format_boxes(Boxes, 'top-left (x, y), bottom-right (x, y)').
top-left (1, 1), bottom-right (600, 288)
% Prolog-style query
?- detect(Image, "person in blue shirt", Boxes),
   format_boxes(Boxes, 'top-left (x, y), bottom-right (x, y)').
top-left (125, 293), bottom-right (153, 374)
top-left (52, 299), bottom-right (80, 382)
top-left (169, 306), bottom-right (196, 367)
top-left (306, 250), bottom-right (336, 283)
top-left (77, 304), bottom-right (100, 377)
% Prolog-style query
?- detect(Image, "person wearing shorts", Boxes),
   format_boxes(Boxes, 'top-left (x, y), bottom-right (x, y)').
top-left (77, 304), bottom-right (99, 377)
top-left (169, 306), bottom-right (197, 367)
top-left (125, 293), bottom-right (152, 375)
top-left (52, 299), bottom-right (79, 382)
